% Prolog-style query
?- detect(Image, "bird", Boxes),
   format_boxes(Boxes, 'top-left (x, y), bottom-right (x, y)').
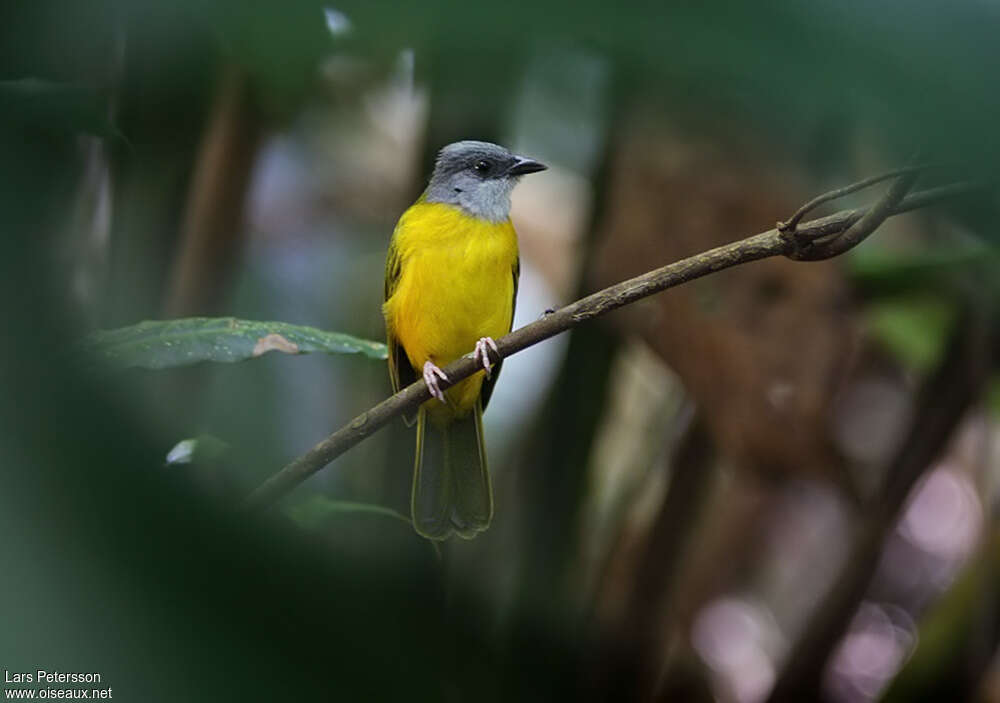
top-left (383, 140), bottom-right (547, 540)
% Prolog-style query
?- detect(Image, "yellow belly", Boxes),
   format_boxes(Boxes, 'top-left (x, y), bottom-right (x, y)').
top-left (384, 202), bottom-right (518, 420)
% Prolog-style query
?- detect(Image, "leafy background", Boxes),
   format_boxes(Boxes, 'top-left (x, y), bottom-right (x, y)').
top-left (2, 1), bottom-right (999, 701)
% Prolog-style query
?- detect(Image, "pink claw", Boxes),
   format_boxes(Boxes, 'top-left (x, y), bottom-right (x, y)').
top-left (423, 360), bottom-right (449, 403)
top-left (473, 337), bottom-right (500, 379)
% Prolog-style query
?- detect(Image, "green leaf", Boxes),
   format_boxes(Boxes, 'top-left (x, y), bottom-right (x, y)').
top-left (987, 377), bottom-right (1000, 420)
top-left (285, 495), bottom-right (411, 531)
top-left (165, 434), bottom-right (232, 466)
top-left (864, 297), bottom-right (956, 372)
top-left (848, 245), bottom-right (998, 297)
top-left (82, 317), bottom-right (387, 370)
top-left (286, 495), bottom-right (441, 558)
top-left (0, 78), bottom-right (126, 142)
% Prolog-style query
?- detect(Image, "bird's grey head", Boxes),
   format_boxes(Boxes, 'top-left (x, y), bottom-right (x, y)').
top-left (424, 140), bottom-right (547, 222)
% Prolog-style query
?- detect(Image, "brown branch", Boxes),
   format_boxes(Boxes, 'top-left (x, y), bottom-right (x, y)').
top-left (785, 154), bottom-right (921, 261)
top-left (244, 178), bottom-right (987, 510)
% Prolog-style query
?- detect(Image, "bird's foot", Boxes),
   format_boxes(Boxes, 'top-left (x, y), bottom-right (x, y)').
top-left (473, 337), bottom-right (500, 379)
top-left (423, 361), bottom-right (449, 403)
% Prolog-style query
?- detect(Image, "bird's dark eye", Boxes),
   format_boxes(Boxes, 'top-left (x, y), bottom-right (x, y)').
top-left (473, 160), bottom-right (491, 174)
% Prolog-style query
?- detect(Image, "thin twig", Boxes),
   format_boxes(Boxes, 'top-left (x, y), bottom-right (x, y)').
top-left (777, 161), bottom-right (946, 233)
top-left (785, 165), bottom-right (920, 261)
top-left (244, 179), bottom-right (987, 510)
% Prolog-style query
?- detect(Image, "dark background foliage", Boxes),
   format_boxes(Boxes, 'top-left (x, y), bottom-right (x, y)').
top-left (2, 1), bottom-right (999, 701)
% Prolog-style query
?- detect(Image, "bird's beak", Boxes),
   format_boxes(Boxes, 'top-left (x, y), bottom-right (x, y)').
top-left (506, 156), bottom-right (547, 176)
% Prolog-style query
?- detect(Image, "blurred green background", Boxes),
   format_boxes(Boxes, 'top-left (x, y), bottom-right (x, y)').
top-left (2, 1), bottom-right (999, 701)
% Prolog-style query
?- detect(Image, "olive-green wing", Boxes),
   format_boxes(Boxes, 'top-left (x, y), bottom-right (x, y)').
top-left (480, 255), bottom-right (518, 411)
top-left (411, 398), bottom-right (493, 540)
top-left (384, 230), bottom-right (418, 424)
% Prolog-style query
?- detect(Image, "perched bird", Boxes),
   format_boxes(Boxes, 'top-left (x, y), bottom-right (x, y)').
top-left (383, 141), bottom-right (546, 540)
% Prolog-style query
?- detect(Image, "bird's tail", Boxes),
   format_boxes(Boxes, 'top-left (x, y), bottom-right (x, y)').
top-left (411, 399), bottom-right (493, 540)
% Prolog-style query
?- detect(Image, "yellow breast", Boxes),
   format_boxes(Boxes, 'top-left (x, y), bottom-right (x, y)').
top-left (384, 202), bottom-right (518, 418)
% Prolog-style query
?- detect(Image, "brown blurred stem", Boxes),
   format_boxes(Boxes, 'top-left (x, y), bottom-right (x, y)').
top-left (164, 63), bottom-right (262, 317)
top-left (765, 301), bottom-right (995, 702)
top-left (592, 416), bottom-right (717, 702)
top-left (245, 177), bottom-right (988, 510)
